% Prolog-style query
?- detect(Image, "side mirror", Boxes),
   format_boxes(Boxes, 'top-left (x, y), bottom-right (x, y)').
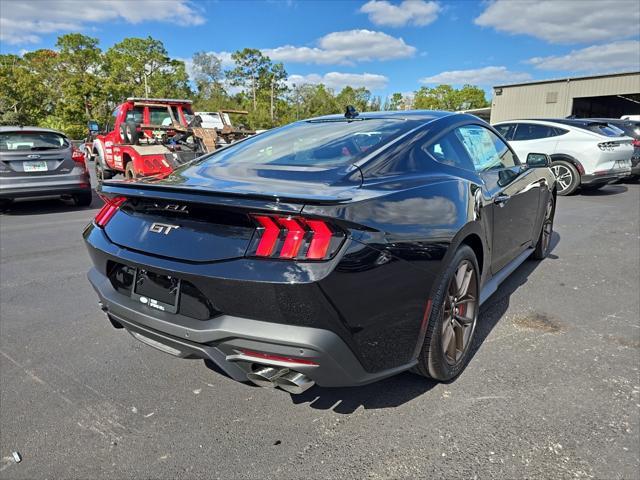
top-left (526, 153), bottom-right (550, 168)
top-left (88, 120), bottom-right (100, 133)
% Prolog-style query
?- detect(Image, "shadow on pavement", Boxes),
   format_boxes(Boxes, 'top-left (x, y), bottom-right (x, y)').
top-left (282, 231), bottom-right (561, 414)
top-left (580, 184), bottom-right (628, 196)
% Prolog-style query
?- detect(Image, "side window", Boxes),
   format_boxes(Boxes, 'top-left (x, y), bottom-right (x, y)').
top-left (456, 125), bottom-right (517, 172)
top-left (107, 107), bottom-right (119, 131)
top-left (149, 107), bottom-right (173, 126)
top-left (494, 123), bottom-right (515, 140)
top-left (125, 107), bottom-right (144, 124)
top-left (513, 123), bottom-right (553, 140)
top-left (423, 130), bottom-right (476, 172)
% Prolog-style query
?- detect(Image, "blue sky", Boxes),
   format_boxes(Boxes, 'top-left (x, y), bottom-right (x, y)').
top-left (1, 0), bottom-right (639, 99)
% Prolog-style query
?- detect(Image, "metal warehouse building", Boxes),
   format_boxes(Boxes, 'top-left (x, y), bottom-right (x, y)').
top-left (489, 71), bottom-right (640, 123)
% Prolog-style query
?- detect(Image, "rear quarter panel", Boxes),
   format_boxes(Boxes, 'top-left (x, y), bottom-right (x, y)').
top-left (302, 174), bottom-right (488, 371)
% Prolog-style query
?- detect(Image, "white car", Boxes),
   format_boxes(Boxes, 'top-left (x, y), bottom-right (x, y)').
top-left (195, 111), bottom-right (232, 130)
top-left (494, 119), bottom-right (633, 195)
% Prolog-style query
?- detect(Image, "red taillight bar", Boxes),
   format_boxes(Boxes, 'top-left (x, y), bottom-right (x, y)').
top-left (239, 349), bottom-right (318, 366)
top-left (94, 196), bottom-right (126, 227)
top-left (249, 214), bottom-right (344, 261)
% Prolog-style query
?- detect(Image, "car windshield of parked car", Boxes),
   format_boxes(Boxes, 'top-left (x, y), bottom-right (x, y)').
top-left (0, 131), bottom-right (69, 151)
top-left (197, 118), bottom-right (420, 168)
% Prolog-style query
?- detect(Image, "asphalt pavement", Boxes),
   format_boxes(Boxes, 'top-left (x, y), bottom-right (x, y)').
top-left (1, 178), bottom-right (638, 479)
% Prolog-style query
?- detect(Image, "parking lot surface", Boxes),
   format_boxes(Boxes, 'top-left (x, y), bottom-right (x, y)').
top-left (1, 181), bottom-right (638, 479)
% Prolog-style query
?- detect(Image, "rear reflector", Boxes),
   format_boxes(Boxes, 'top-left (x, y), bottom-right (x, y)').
top-left (94, 196), bottom-right (126, 227)
top-left (239, 349), bottom-right (318, 366)
top-left (248, 214), bottom-right (344, 261)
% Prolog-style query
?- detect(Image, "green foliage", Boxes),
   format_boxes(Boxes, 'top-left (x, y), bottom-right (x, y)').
top-left (1, 33), bottom-right (491, 137)
top-left (414, 84), bottom-right (489, 111)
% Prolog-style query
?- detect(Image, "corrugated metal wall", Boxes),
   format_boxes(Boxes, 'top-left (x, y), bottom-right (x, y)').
top-left (490, 73), bottom-right (640, 123)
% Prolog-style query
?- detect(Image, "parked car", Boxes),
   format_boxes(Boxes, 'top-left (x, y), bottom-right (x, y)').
top-left (84, 110), bottom-right (556, 394)
top-left (0, 126), bottom-right (92, 209)
top-left (493, 119), bottom-right (633, 195)
top-left (586, 118), bottom-right (640, 178)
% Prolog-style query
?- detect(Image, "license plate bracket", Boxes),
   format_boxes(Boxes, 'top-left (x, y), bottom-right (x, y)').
top-left (23, 160), bottom-right (48, 172)
top-left (131, 269), bottom-right (180, 314)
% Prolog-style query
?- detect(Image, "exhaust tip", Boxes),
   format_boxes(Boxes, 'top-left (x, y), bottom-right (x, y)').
top-left (246, 367), bottom-right (285, 388)
top-left (273, 371), bottom-right (315, 395)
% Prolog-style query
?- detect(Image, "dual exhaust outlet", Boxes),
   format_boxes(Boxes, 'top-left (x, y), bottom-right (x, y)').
top-left (246, 366), bottom-right (315, 394)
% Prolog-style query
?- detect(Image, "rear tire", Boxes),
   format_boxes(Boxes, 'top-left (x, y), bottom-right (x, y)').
top-left (551, 160), bottom-right (580, 196)
top-left (532, 194), bottom-right (554, 260)
top-left (416, 245), bottom-right (480, 381)
top-left (125, 162), bottom-right (136, 180)
top-left (73, 192), bottom-right (93, 207)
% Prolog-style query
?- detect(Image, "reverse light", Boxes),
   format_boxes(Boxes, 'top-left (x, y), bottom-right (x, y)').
top-left (248, 214), bottom-right (345, 261)
top-left (94, 196), bottom-right (126, 227)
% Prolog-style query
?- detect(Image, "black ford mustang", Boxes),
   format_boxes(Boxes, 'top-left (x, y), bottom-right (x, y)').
top-left (84, 110), bottom-right (556, 394)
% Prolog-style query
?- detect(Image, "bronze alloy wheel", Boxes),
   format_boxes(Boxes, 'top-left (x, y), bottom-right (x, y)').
top-left (541, 197), bottom-right (554, 254)
top-left (441, 260), bottom-right (478, 365)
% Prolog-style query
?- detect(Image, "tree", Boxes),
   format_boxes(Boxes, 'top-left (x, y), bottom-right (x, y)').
top-left (191, 51), bottom-right (223, 97)
top-left (104, 37), bottom-right (191, 102)
top-left (388, 92), bottom-right (404, 110)
top-left (54, 34), bottom-right (104, 135)
top-left (226, 48), bottom-right (271, 111)
top-left (336, 86), bottom-right (371, 113)
top-left (413, 84), bottom-right (489, 111)
top-left (0, 51), bottom-right (56, 126)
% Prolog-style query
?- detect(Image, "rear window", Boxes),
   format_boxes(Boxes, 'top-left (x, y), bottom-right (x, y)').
top-left (0, 131), bottom-right (69, 151)
top-left (196, 118), bottom-right (420, 168)
top-left (582, 123), bottom-right (625, 137)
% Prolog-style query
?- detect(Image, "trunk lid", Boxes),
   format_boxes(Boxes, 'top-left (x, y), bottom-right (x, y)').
top-left (100, 162), bottom-right (361, 263)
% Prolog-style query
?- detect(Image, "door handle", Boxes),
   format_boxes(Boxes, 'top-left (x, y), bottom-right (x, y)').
top-left (493, 193), bottom-right (511, 206)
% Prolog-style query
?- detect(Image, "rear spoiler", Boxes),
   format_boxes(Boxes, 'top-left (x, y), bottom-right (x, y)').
top-left (99, 181), bottom-right (354, 213)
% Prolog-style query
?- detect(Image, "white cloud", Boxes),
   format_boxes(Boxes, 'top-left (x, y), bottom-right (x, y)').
top-left (0, 0), bottom-right (205, 45)
top-left (420, 66), bottom-right (532, 85)
top-left (359, 0), bottom-right (441, 27)
top-left (264, 30), bottom-right (416, 65)
top-left (475, 0), bottom-right (640, 44)
top-left (527, 41), bottom-right (640, 72)
top-left (287, 72), bottom-right (389, 90)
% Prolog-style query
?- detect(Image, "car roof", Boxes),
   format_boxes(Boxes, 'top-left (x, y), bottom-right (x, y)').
top-left (0, 125), bottom-right (65, 135)
top-left (306, 110), bottom-right (454, 122)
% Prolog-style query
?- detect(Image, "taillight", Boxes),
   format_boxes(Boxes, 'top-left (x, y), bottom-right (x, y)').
top-left (94, 196), bottom-right (126, 227)
top-left (72, 146), bottom-right (87, 171)
top-left (632, 139), bottom-right (640, 148)
top-left (248, 214), bottom-right (345, 261)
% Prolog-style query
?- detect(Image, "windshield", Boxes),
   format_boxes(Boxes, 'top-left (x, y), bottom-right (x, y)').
top-left (196, 118), bottom-right (420, 168)
top-left (0, 131), bottom-right (69, 151)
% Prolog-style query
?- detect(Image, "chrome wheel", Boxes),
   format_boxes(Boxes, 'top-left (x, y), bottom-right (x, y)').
top-left (551, 164), bottom-right (573, 194)
top-left (441, 260), bottom-right (478, 365)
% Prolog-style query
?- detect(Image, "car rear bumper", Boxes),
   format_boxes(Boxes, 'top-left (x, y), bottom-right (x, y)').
top-left (0, 171), bottom-right (91, 199)
top-left (581, 169), bottom-right (631, 186)
top-left (88, 267), bottom-right (414, 387)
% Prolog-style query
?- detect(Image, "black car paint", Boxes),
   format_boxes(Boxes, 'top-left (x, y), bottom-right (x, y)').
top-left (84, 111), bottom-right (556, 385)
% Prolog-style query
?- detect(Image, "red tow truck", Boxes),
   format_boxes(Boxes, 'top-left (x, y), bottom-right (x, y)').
top-left (90, 98), bottom-right (253, 183)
